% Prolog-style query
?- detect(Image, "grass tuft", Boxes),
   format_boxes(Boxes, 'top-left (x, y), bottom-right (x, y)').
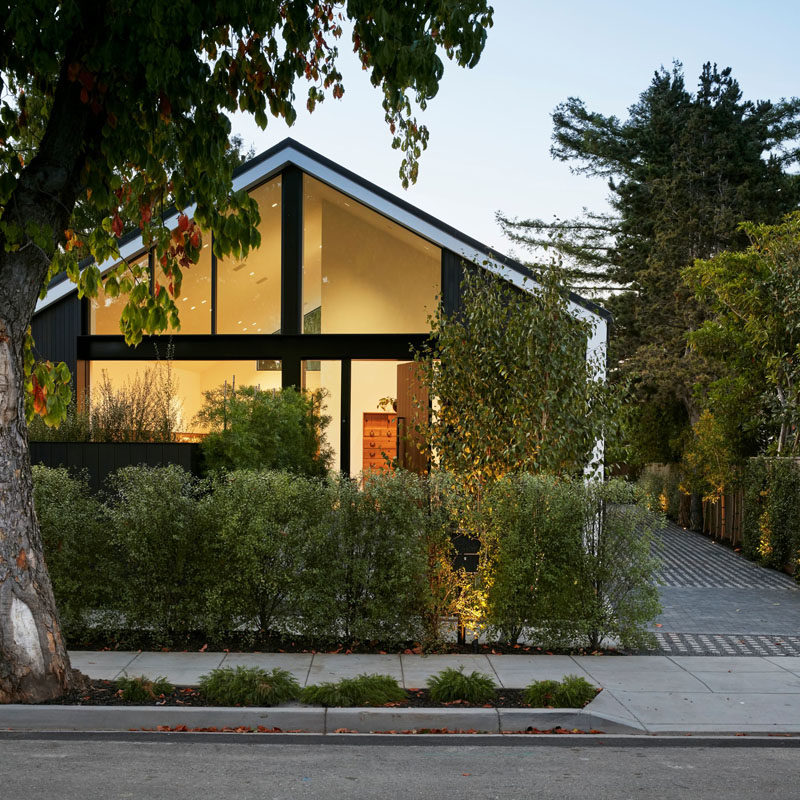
top-left (198, 665), bottom-right (301, 706)
top-left (117, 674), bottom-right (174, 703)
top-left (426, 667), bottom-right (496, 704)
top-left (300, 674), bottom-right (407, 707)
top-left (523, 674), bottom-right (597, 708)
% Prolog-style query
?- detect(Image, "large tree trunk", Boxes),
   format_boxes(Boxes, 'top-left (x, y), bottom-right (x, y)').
top-left (0, 320), bottom-right (72, 702)
top-left (0, 54), bottom-right (99, 701)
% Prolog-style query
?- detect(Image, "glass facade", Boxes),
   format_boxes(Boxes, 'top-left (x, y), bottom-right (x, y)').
top-left (302, 359), bottom-right (341, 472)
top-left (90, 253), bottom-right (149, 335)
top-left (216, 178), bottom-right (282, 334)
top-left (302, 176), bottom-right (440, 334)
top-left (88, 359), bottom-right (282, 436)
top-left (82, 166), bottom-right (445, 477)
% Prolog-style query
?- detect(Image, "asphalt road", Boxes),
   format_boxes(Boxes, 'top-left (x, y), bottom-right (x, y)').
top-left (1, 738), bottom-right (798, 799)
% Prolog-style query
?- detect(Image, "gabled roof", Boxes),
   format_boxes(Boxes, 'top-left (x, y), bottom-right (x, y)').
top-left (36, 137), bottom-right (611, 323)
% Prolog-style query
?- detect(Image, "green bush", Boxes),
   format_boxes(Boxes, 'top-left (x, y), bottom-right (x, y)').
top-left (523, 675), bottom-right (597, 708)
top-left (33, 466), bottom-right (110, 635)
top-left (742, 458), bottom-right (800, 572)
top-left (199, 666), bottom-right (301, 706)
top-left (482, 475), bottom-right (662, 650)
top-left (197, 385), bottom-right (332, 476)
top-left (300, 674), bottom-right (406, 707)
top-left (426, 667), bottom-right (496, 704)
top-left (638, 463), bottom-right (683, 520)
top-left (28, 402), bottom-right (92, 442)
top-left (300, 470), bottom-right (430, 644)
top-left (202, 470), bottom-right (332, 638)
top-left (521, 679), bottom-right (561, 707)
top-left (117, 675), bottom-right (174, 702)
top-left (104, 465), bottom-right (212, 642)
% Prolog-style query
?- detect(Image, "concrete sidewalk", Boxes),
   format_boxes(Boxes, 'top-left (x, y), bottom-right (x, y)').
top-left (0, 650), bottom-right (794, 736)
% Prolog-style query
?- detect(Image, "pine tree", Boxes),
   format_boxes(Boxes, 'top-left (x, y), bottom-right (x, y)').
top-left (499, 63), bottom-right (800, 464)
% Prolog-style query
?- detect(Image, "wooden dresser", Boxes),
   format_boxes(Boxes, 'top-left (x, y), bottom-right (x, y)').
top-left (363, 412), bottom-right (397, 472)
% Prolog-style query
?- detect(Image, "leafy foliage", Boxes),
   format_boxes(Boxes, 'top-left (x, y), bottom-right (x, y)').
top-left (198, 666), bottom-right (300, 706)
top-left (299, 470), bottom-right (431, 643)
top-left (499, 63), bottom-right (800, 464)
top-left (117, 674), bottom-right (174, 703)
top-left (481, 476), bottom-right (662, 650)
top-left (685, 213), bottom-right (800, 459)
top-left (300, 674), bottom-right (406, 707)
top-left (197, 385), bottom-right (332, 476)
top-left (523, 675), bottom-right (597, 708)
top-left (202, 469), bottom-right (332, 637)
top-left (415, 262), bottom-right (610, 496)
top-left (742, 458), bottom-right (800, 573)
top-left (1, 0), bottom-right (493, 426)
top-left (104, 465), bottom-right (210, 642)
top-left (31, 466), bottom-right (110, 636)
top-left (426, 667), bottom-right (495, 704)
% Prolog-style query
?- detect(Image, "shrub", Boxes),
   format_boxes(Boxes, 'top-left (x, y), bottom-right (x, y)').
top-left (197, 385), bottom-right (332, 476)
top-left (300, 674), bottom-right (407, 707)
top-left (522, 679), bottom-right (561, 707)
top-left (91, 363), bottom-right (179, 442)
top-left (104, 465), bottom-right (211, 642)
top-left (32, 466), bottom-right (110, 636)
top-left (742, 458), bottom-right (800, 572)
top-left (202, 470), bottom-right (332, 638)
top-left (482, 475), bottom-right (662, 650)
top-left (28, 402), bottom-right (92, 442)
top-left (426, 667), bottom-right (496, 704)
top-left (117, 675), bottom-right (174, 703)
top-left (638, 463), bottom-right (683, 520)
top-left (199, 666), bottom-right (301, 706)
top-left (523, 675), bottom-right (596, 708)
top-left (482, 474), bottom-right (588, 645)
top-left (300, 470), bottom-right (430, 644)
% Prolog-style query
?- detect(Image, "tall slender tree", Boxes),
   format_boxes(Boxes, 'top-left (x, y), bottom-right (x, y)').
top-left (0, 0), bottom-right (494, 703)
top-left (499, 63), bottom-right (800, 465)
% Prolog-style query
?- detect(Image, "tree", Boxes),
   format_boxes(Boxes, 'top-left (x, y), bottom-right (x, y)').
top-left (498, 63), bottom-right (800, 465)
top-left (0, 0), bottom-right (494, 702)
top-left (414, 261), bottom-right (610, 498)
top-left (684, 213), bottom-right (800, 459)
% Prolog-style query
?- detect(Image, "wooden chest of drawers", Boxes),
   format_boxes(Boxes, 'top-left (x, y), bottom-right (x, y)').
top-left (363, 412), bottom-right (397, 471)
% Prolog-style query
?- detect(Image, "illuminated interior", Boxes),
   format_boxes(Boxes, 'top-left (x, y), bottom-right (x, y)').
top-left (350, 360), bottom-right (413, 475)
top-left (216, 178), bottom-right (282, 334)
top-left (302, 176), bottom-right (440, 334)
top-left (88, 360), bottom-right (282, 434)
top-left (302, 359), bottom-right (341, 472)
top-left (90, 228), bottom-right (214, 335)
top-left (90, 253), bottom-right (148, 335)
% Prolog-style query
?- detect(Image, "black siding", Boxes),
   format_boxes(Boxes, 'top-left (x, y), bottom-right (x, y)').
top-left (30, 441), bottom-right (204, 491)
top-left (30, 294), bottom-right (82, 379)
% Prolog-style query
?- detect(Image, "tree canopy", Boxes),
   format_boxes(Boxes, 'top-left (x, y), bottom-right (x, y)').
top-left (498, 63), bottom-right (800, 465)
top-left (0, 0), bottom-right (494, 703)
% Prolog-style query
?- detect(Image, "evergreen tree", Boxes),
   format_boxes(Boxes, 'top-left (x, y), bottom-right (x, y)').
top-left (499, 63), bottom-right (800, 464)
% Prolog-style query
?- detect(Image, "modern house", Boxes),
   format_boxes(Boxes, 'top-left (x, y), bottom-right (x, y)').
top-left (32, 138), bottom-right (610, 476)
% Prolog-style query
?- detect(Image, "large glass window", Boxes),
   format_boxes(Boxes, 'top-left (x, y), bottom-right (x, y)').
top-left (302, 359), bottom-right (341, 472)
top-left (216, 178), bottom-right (282, 334)
top-left (303, 176), bottom-right (441, 334)
top-left (90, 253), bottom-right (149, 334)
top-left (173, 229), bottom-right (213, 333)
top-left (88, 359), bottom-right (282, 437)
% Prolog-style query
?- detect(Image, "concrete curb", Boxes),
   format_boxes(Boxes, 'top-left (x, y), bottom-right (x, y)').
top-left (0, 703), bottom-right (644, 734)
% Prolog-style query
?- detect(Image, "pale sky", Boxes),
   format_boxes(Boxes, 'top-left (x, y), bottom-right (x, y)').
top-left (230, 0), bottom-right (800, 263)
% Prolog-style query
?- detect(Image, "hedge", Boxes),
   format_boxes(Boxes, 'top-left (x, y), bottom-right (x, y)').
top-left (33, 465), bottom-right (663, 650)
top-left (742, 458), bottom-right (800, 573)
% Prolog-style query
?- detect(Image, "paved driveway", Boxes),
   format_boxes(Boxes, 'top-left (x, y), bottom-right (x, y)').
top-left (651, 521), bottom-right (800, 656)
